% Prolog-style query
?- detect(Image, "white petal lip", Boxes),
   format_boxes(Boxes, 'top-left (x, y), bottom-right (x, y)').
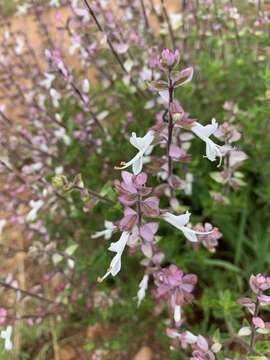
top-left (115, 131), bottom-right (154, 174)
top-left (191, 118), bottom-right (222, 165)
top-left (174, 304), bottom-right (181, 323)
top-left (1, 325), bottom-right (12, 351)
top-left (108, 231), bottom-right (129, 253)
top-left (163, 212), bottom-right (191, 229)
top-left (163, 212), bottom-right (213, 242)
top-left (98, 232), bottom-right (129, 282)
top-left (137, 274), bottom-right (149, 307)
top-left (92, 221), bottom-right (115, 239)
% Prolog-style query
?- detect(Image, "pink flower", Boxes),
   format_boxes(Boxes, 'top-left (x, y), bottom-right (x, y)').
top-left (193, 223), bottom-right (222, 252)
top-left (0, 308), bottom-right (7, 325)
top-left (249, 274), bottom-right (270, 294)
top-left (160, 48), bottom-right (180, 68)
top-left (252, 316), bottom-right (265, 328)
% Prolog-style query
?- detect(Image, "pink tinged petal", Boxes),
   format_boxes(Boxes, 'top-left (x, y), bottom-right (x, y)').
top-left (118, 195), bottom-right (136, 206)
top-left (141, 197), bottom-right (160, 217)
top-left (0, 308), bottom-right (7, 325)
top-left (121, 181), bottom-right (137, 194)
top-left (197, 335), bottom-right (209, 351)
top-left (114, 43), bottom-right (129, 54)
top-left (174, 67), bottom-right (194, 87)
top-left (258, 294), bottom-right (270, 305)
top-left (141, 243), bottom-right (153, 258)
top-left (229, 150), bottom-right (248, 168)
top-left (119, 214), bottom-right (137, 231)
top-left (169, 145), bottom-right (183, 158)
top-left (140, 222), bottom-right (159, 242)
top-left (134, 172), bottom-right (147, 187)
top-left (121, 171), bottom-right (133, 185)
top-left (166, 328), bottom-right (180, 339)
top-left (252, 317), bottom-right (265, 328)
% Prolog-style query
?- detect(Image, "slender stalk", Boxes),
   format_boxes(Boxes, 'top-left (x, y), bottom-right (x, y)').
top-left (167, 74), bottom-right (174, 180)
top-left (0, 280), bottom-right (55, 304)
top-left (139, 0), bottom-right (150, 30)
top-left (250, 293), bottom-right (261, 351)
top-left (160, 0), bottom-right (176, 49)
top-left (73, 186), bottom-right (115, 205)
top-left (82, 0), bottom-right (147, 99)
top-left (137, 192), bottom-right (142, 228)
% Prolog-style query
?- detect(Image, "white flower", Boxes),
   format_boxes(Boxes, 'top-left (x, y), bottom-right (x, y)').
top-left (191, 118), bottom-right (223, 166)
top-left (163, 211), bottom-right (212, 242)
top-left (15, 37), bottom-right (25, 55)
top-left (98, 232), bottom-right (129, 282)
top-left (26, 200), bottom-right (44, 222)
top-left (137, 274), bottom-right (149, 307)
top-left (40, 73), bottom-right (55, 89)
top-left (50, 89), bottom-right (61, 108)
top-left (174, 304), bottom-right (181, 323)
top-left (184, 173), bottom-right (193, 196)
top-left (1, 325), bottom-right (12, 351)
top-left (92, 221), bottom-right (116, 240)
top-left (238, 326), bottom-right (252, 336)
top-left (115, 131), bottom-right (154, 175)
top-left (16, 4), bottom-right (30, 16)
top-left (50, 0), bottom-right (60, 7)
top-left (82, 79), bottom-right (90, 93)
top-left (0, 219), bottom-right (6, 236)
top-left (54, 127), bottom-right (71, 146)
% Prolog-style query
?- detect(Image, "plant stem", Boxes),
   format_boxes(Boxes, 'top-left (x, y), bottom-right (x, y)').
top-left (0, 280), bottom-right (55, 304)
top-left (160, 0), bottom-right (176, 49)
top-left (137, 192), bottom-right (142, 228)
top-left (250, 293), bottom-right (260, 351)
top-left (167, 74), bottom-right (174, 180)
top-left (73, 186), bottom-right (115, 205)
top-left (139, 0), bottom-right (150, 30)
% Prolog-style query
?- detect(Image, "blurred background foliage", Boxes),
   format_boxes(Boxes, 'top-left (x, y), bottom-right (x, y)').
top-left (1, 0), bottom-right (270, 358)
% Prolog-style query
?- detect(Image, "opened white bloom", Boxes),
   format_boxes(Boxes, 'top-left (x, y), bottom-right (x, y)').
top-left (0, 219), bottom-right (7, 236)
top-left (1, 325), bottom-right (12, 351)
top-left (191, 118), bottom-right (223, 166)
top-left (40, 73), bottom-right (55, 89)
top-left (82, 79), bottom-right (90, 93)
top-left (15, 37), bottom-right (25, 55)
top-left (137, 274), bottom-right (149, 307)
top-left (98, 232), bottom-right (129, 282)
top-left (238, 326), bottom-right (252, 337)
top-left (174, 304), bottom-right (181, 323)
top-left (50, 88), bottom-right (61, 108)
top-left (16, 4), bottom-right (30, 16)
top-left (50, 0), bottom-right (60, 7)
top-left (26, 200), bottom-right (44, 222)
top-left (115, 131), bottom-right (154, 175)
top-left (163, 211), bottom-right (212, 242)
top-left (92, 220), bottom-right (116, 240)
top-left (54, 127), bottom-right (71, 146)
top-left (184, 173), bottom-right (193, 196)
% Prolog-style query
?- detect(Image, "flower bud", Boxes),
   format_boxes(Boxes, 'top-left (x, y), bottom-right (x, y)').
top-left (160, 48), bottom-right (180, 69)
